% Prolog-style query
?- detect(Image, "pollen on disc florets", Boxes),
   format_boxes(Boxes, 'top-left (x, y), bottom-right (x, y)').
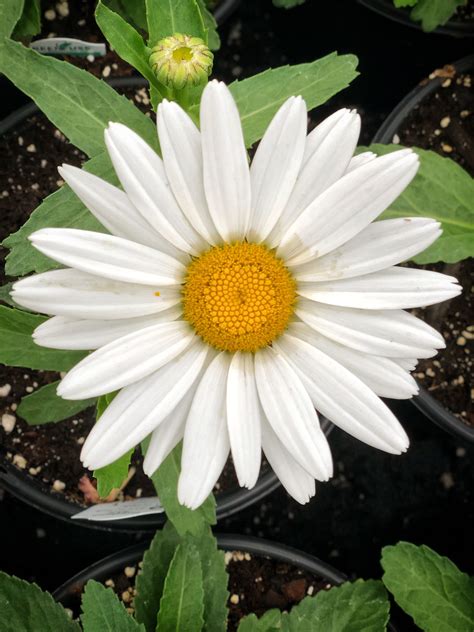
top-left (183, 242), bottom-right (297, 353)
top-left (149, 33), bottom-right (213, 90)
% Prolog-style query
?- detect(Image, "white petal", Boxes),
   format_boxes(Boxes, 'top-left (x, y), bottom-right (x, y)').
top-left (178, 352), bottom-right (231, 510)
top-left (345, 151), bottom-right (376, 173)
top-left (275, 333), bottom-right (409, 454)
top-left (247, 96), bottom-right (307, 242)
top-left (58, 164), bottom-right (182, 259)
top-left (29, 228), bottom-right (185, 286)
top-left (268, 109), bottom-right (360, 247)
top-left (298, 267), bottom-right (461, 310)
top-left (254, 346), bottom-right (332, 481)
top-left (142, 394), bottom-right (190, 477)
top-left (105, 122), bottom-right (205, 254)
top-left (57, 321), bottom-right (195, 399)
top-left (261, 416), bottom-right (315, 504)
top-left (278, 149), bottom-right (419, 266)
top-left (292, 218), bottom-right (442, 282)
top-left (393, 357), bottom-right (418, 371)
top-left (157, 100), bottom-right (220, 245)
top-left (296, 298), bottom-right (445, 358)
top-left (33, 308), bottom-right (182, 350)
top-left (200, 80), bottom-right (251, 241)
top-left (81, 340), bottom-right (208, 469)
top-left (290, 322), bottom-right (418, 399)
top-left (226, 352), bottom-right (262, 489)
top-left (11, 269), bottom-right (180, 320)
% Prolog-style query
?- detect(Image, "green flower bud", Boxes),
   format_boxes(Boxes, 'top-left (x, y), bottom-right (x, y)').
top-left (149, 33), bottom-right (213, 90)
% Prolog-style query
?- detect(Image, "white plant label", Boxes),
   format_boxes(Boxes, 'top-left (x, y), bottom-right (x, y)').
top-left (30, 38), bottom-right (106, 58)
top-left (72, 497), bottom-right (164, 521)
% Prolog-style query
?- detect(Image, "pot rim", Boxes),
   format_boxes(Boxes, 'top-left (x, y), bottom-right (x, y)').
top-left (372, 53), bottom-right (474, 444)
top-left (357, 0), bottom-right (474, 37)
top-left (52, 534), bottom-right (398, 631)
top-left (52, 534), bottom-right (347, 603)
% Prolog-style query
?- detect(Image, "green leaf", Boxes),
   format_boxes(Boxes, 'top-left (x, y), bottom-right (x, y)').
top-left (381, 542), bottom-right (474, 632)
top-left (282, 580), bottom-right (389, 632)
top-left (189, 53), bottom-right (359, 148)
top-left (150, 443), bottom-right (216, 536)
top-left (0, 39), bottom-right (158, 158)
top-left (3, 152), bottom-right (112, 277)
top-left (12, 0), bottom-right (41, 39)
top-left (135, 522), bottom-right (182, 632)
top-left (96, 2), bottom-right (161, 89)
top-left (104, 0), bottom-right (148, 32)
top-left (94, 450), bottom-right (133, 497)
top-left (0, 0), bottom-right (25, 40)
top-left (17, 381), bottom-right (95, 425)
top-left (367, 144), bottom-right (474, 264)
top-left (410, 0), bottom-right (466, 31)
top-left (238, 610), bottom-right (282, 631)
top-left (196, 0), bottom-right (220, 50)
top-left (81, 580), bottom-right (145, 632)
top-left (0, 305), bottom-right (86, 371)
top-left (0, 571), bottom-right (81, 632)
top-left (393, 0), bottom-right (417, 7)
top-left (0, 283), bottom-right (16, 308)
top-left (272, 0), bottom-right (305, 8)
top-left (156, 542), bottom-right (204, 632)
top-left (146, 0), bottom-right (206, 46)
top-left (191, 526), bottom-right (229, 632)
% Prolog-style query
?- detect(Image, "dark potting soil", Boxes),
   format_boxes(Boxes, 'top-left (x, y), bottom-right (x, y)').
top-left (395, 67), bottom-right (473, 425)
top-left (0, 86), bottom-right (243, 504)
top-left (456, 0), bottom-right (474, 22)
top-left (62, 551), bottom-right (329, 631)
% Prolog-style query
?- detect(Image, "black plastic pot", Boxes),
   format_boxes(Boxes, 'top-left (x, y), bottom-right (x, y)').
top-left (373, 54), bottom-right (474, 444)
top-left (358, 0), bottom-right (474, 38)
top-left (53, 534), bottom-right (398, 630)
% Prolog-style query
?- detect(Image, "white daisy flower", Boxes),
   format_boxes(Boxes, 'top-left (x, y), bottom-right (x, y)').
top-left (12, 80), bottom-right (460, 508)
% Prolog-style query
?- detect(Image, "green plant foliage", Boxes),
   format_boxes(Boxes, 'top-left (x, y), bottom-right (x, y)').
top-left (3, 152), bottom-right (112, 277)
top-left (0, 282), bottom-right (16, 307)
top-left (149, 443), bottom-right (216, 536)
top-left (0, 571), bottom-right (81, 632)
top-left (104, 0), bottom-right (148, 32)
top-left (0, 40), bottom-right (159, 158)
top-left (156, 542), bottom-right (205, 632)
top-left (394, 0), bottom-right (417, 6)
top-left (135, 522), bottom-right (227, 632)
top-left (0, 0), bottom-right (25, 39)
top-left (410, 0), bottom-right (466, 31)
top-left (283, 580), bottom-right (389, 631)
top-left (188, 53), bottom-right (359, 148)
top-left (135, 522), bottom-right (182, 630)
top-left (145, 0), bottom-right (206, 46)
top-left (81, 581), bottom-right (145, 631)
top-left (95, 2), bottom-right (160, 89)
top-left (238, 610), bottom-right (282, 631)
top-left (17, 381), bottom-right (95, 425)
top-left (382, 542), bottom-right (474, 632)
top-left (196, 0), bottom-right (220, 50)
top-left (238, 580), bottom-right (389, 631)
top-left (12, 0), bottom-right (41, 39)
top-left (0, 306), bottom-right (86, 371)
top-left (272, 0), bottom-right (306, 8)
top-left (367, 144), bottom-right (474, 264)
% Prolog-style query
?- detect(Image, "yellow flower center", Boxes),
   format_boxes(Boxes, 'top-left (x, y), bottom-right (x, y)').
top-left (183, 242), bottom-right (296, 353)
